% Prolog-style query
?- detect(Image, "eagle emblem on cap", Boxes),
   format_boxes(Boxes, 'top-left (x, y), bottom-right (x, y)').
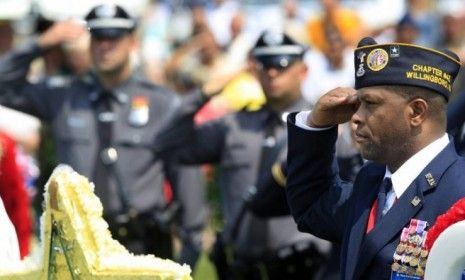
top-left (367, 48), bottom-right (389, 71)
top-left (263, 31), bottom-right (284, 46)
top-left (95, 4), bottom-right (117, 18)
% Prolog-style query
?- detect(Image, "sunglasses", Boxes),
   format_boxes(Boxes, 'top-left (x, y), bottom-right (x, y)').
top-left (90, 29), bottom-right (131, 40)
top-left (256, 56), bottom-right (300, 72)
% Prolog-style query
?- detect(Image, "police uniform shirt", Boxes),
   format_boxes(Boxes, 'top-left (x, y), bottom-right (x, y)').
top-left (167, 93), bottom-right (329, 257)
top-left (0, 38), bottom-right (181, 214)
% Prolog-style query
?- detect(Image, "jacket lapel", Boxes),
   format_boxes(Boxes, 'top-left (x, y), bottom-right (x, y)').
top-left (344, 164), bottom-right (384, 280)
top-left (353, 141), bottom-right (458, 279)
top-left (354, 180), bottom-right (424, 279)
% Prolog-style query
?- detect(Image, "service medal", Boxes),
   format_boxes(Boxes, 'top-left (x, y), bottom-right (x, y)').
top-left (405, 245), bottom-right (414, 255)
top-left (419, 258), bottom-right (427, 268)
top-left (403, 255), bottom-right (412, 264)
top-left (400, 265), bottom-right (408, 274)
top-left (412, 246), bottom-right (421, 256)
top-left (396, 243), bottom-right (406, 254)
top-left (410, 257), bottom-right (419, 267)
top-left (406, 266), bottom-right (416, 276)
top-left (420, 249), bottom-right (429, 258)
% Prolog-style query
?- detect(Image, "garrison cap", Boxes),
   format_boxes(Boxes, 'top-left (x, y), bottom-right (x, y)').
top-left (354, 37), bottom-right (461, 100)
top-left (85, 4), bottom-right (136, 38)
top-left (252, 30), bottom-right (306, 70)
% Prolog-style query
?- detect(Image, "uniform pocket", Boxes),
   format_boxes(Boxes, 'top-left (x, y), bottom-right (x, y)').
top-left (56, 113), bottom-right (93, 144)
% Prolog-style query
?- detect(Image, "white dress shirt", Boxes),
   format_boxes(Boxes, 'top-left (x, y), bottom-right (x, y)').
top-left (387, 133), bottom-right (449, 199)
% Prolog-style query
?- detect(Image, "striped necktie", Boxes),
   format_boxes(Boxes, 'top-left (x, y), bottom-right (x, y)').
top-left (376, 177), bottom-right (394, 222)
top-left (366, 177), bottom-right (395, 233)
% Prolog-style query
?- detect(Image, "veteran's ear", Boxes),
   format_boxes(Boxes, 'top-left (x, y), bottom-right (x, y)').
top-left (408, 98), bottom-right (428, 127)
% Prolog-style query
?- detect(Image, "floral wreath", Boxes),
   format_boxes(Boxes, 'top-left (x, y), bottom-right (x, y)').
top-left (425, 197), bottom-right (465, 250)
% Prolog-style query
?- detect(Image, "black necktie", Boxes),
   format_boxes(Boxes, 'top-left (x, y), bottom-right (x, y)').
top-left (100, 97), bottom-right (113, 148)
top-left (376, 177), bottom-right (393, 223)
top-left (256, 112), bottom-right (282, 187)
top-left (94, 90), bottom-right (115, 198)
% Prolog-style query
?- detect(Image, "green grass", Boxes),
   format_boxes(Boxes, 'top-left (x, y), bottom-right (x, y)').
top-left (192, 253), bottom-right (218, 280)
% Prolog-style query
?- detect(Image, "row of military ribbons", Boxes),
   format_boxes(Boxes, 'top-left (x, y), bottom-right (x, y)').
top-left (390, 219), bottom-right (433, 279)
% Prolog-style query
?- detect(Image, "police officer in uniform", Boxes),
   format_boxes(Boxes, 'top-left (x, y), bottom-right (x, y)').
top-left (0, 4), bottom-right (207, 260)
top-left (156, 31), bottom-right (331, 280)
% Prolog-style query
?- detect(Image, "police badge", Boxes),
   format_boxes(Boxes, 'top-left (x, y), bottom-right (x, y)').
top-left (128, 96), bottom-right (149, 127)
top-left (95, 4), bottom-right (117, 18)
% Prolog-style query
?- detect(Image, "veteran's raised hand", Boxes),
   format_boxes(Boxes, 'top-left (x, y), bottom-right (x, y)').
top-left (308, 87), bottom-right (359, 128)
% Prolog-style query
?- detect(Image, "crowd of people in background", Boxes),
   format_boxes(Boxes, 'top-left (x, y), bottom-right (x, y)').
top-left (1, 0), bottom-right (465, 279)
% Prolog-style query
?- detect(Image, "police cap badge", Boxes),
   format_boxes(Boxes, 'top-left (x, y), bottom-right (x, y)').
top-left (85, 4), bottom-right (136, 38)
top-left (252, 30), bottom-right (306, 71)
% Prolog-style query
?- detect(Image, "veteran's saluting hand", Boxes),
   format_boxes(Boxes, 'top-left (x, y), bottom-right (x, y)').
top-left (308, 87), bottom-right (359, 128)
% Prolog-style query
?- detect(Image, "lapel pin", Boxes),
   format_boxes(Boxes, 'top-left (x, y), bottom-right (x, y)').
top-left (425, 172), bottom-right (436, 187)
top-left (411, 196), bottom-right (421, 207)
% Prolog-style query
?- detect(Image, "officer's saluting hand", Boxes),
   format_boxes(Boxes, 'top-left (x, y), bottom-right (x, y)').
top-left (38, 20), bottom-right (87, 49)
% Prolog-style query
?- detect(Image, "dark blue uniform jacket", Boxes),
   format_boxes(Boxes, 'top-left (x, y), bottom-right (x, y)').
top-left (286, 113), bottom-right (465, 280)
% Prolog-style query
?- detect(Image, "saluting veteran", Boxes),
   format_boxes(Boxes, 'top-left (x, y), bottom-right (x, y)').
top-left (285, 37), bottom-right (465, 279)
